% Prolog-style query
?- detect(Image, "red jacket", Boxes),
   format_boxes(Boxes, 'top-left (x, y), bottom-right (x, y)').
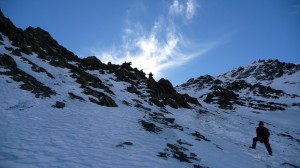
top-left (256, 126), bottom-right (270, 143)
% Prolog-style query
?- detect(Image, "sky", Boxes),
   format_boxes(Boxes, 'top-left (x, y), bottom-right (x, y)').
top-left (1, 0), bottom-right (300, 85)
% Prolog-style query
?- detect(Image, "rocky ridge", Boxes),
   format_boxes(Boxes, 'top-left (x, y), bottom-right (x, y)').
top-left (0, 9), bottom-right (197, 109)
top-left (0, 10), bottom-right (204, 166)
top-left (1, 9), bottom-right (300, 168)
top-left (176, 60), bottom-right (300, 111)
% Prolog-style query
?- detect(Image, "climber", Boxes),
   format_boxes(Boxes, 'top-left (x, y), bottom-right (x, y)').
top-left (251, 121), bottom-right (272, 155)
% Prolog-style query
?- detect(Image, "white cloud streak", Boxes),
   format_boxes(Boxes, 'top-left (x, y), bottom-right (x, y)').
top-left (92, 0), bottom-right (224, 80)
top-left (169, 0), bottom-right (185, 16)
top-left (186, 0), bottom-right (196, 19)
top-left (169, 0), bottom-right (197, 20)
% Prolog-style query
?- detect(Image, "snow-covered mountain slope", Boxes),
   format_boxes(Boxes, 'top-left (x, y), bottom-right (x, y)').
top-left (1, 10), bottom-right (299, 168)
top-left (176, 60), bottom-right (300, 167)
top-left (176, 60), bottom-right (300, 111)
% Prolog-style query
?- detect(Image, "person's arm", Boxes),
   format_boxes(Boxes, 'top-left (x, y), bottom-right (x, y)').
top-left (256, 127), bottom-right (258, 136)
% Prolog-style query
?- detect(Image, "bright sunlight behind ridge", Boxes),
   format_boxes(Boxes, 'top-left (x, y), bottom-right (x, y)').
top-left (0, 0), bottom-right (299, 168)
top-left (1, 0), bottom-right (299, 85)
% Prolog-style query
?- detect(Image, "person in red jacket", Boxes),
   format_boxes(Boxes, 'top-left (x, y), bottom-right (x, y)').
top-left (251, 121), bottom-right (273, 155)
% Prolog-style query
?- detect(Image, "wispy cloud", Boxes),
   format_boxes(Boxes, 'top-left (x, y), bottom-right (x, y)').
top-left (169, 0), bottom-right (185, 16)
top-left (169, 0), bottom-right (197, 20)
top-left (92, 0), bottom-right (225, 79)
top-left (186, 0), bottom-right (196, 19)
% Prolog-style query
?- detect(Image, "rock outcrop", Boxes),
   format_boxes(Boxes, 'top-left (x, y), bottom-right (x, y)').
top-left (177, 59), bottom-right (300, 111)
top-left (0, 10), bottom-right (200, 109)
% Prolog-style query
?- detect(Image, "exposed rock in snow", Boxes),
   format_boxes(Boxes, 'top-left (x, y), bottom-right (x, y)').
top-left (0, 10), bottom-right (299, 168)
top-left (176, 60), bottom-right (300, 111)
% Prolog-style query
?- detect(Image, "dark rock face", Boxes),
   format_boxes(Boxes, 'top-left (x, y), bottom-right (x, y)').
top-left (68, 92), bottom-right (85, 101)
top-left (100, 96), bottom-right (118, 107)
top-left (179, 75), bottom-right (215, 91)
top-left (49, 58), bottom-right (68, 68)
top-left (0, 10), bottom-right (78, 62)
top-left (202, 80), bottom-right (292, 110)
top-left (69, 64), bottom-right (114, 95)
top-left (182, 94), bottom-right (201, 106)
top-left (0, 10), bottom-right (199, 110)
top-left (223, 59), bottom-right (300, 81)
top-left (148, 112), bottom-right (184, 131)
top-left (148, 78), bottom-right (191, 108)
top-left (0, 55), bottom-right (56, 98)
top-left (113, 62), bottom-right (148, 82)
top-left (83, 87), bottom-right (117, 107)
top-left (126, 85), bottom-right (141, 95)
top-left (191, 131), bottom-right (210, 142)
top-left (139, 120), bottom-right (162, 133)
top-left (164, 118), bottom-right (175, 123)
top-left (158, 141), bottom-right (201, 166)
top-left (0, 54), bottom-right (17, 69)
top-left (0, 10), bottom-right (24, 47)
top-left (178, 60), bottom-right (299, 111)
top-left (80, 56), bottom-right (103, 70)
top-left (20, 57), bottom-right (54, 78)
top-left (204, 89), bottom-right (238, 110)
top-left (55, 101), bottom-right (65, 108)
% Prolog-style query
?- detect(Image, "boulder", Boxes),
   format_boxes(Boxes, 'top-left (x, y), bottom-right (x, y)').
top-left (165, 118), bottom-right (175, 123)
top-left (139, 120), bottom-right (162, 133)
top-left (149, 78), bottom-right (190, 108)
top-left (100, 96), bottom-right (118, 107)
top-left (80, 56), bottom-right (102, 70)
top-left (55, 101), bottom-right (65, 108)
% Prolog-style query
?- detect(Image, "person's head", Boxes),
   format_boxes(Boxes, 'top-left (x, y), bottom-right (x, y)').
top-left (259, 121), bottom-right (264, 126)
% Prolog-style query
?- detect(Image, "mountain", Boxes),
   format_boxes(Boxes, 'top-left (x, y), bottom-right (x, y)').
top-left (1, 10), bottom-right (299, 168)
top-left (176, 59), bottom-right (300, 111)
top-left (175, 60), bottom-right (300, 167)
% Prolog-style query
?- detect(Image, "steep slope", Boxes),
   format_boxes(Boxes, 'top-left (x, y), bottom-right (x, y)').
top-left (176, 60), bottom-right (300, 167)
top-left (0, 9), bottom-right (197, 109)
top-left (1, 10), bottom-right (299, 168)
top-left (177, 60), bottom-right (300, 111)
top-left (0, 10), bottom-right (206, 168)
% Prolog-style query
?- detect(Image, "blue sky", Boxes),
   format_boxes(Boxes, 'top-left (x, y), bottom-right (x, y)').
top-left (1, 0), bottom-right (300, 85)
